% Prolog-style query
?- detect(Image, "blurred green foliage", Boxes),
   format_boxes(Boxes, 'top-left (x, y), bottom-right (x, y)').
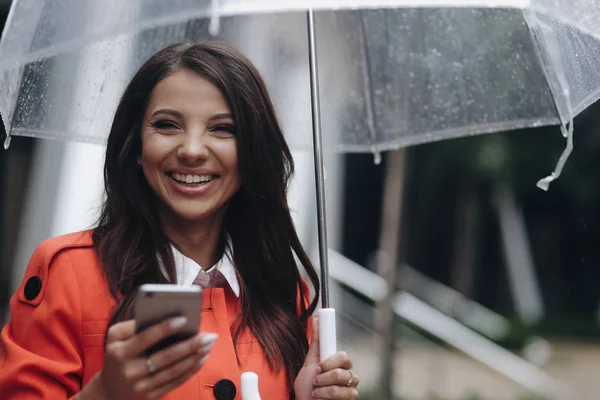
top-left (344, 100), bottom-right (600, 340)
top-left (399, 101), bottom-right (600, 339)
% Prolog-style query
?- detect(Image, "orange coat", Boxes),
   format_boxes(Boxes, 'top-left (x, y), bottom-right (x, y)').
top-left (0, 231), bottom-right (310, 400)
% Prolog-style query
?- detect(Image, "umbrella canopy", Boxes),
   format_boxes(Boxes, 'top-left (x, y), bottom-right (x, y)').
top-left (2, 0), bottom-right (600, 189)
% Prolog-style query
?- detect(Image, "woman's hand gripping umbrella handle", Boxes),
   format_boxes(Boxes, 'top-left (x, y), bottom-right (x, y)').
top-left (240, 309), bottom-right (336, 400)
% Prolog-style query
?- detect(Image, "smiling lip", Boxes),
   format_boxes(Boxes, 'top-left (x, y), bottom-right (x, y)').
top-left (170, 168), bottom-right (218, 176)
top-left (166, 170), bottom-right (219, 196)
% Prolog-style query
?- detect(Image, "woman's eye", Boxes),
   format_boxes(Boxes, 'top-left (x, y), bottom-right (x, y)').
top-left (152, 120), bottom-right (179, 130)
top-left (212, 125), bottom-right (236, 136)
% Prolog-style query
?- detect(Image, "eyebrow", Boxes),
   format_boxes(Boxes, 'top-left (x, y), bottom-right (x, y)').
top-left (208, 113), bottom-right (234, 122)
top-left (151, 110), bottom-right (233, 122)
top-left (151, 109), bottom-right (182, 118)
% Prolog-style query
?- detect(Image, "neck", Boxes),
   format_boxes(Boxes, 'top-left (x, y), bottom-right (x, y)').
top-left (161, 215), bottom-right (224, 270)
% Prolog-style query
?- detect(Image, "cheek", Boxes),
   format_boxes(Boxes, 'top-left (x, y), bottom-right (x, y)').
top-left (140, 133), bottom-right (173, 191)
top-left (140, 132), bottom-right (172, 166)
top-left (214, 141), bottom-right (239, 175)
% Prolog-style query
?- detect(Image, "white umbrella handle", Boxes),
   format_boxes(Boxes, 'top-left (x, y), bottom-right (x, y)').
top-left (318, 308), bottom-right (337, 361)
top-left (241, 372), bottom-right (261, 400)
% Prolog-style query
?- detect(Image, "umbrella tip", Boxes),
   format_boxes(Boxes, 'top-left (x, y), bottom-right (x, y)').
top-left (536, 174), bottom-right (555, 191)
top-left (373, 151), bottom-right (382, 165)
top-left (3, 133), bottom-right (10, 150)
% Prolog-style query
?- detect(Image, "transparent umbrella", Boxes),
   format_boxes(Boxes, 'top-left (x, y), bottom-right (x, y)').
top-left (5, 1), bottom-right (600, 178)
top-left (1, 0), bottom-right (600, 380)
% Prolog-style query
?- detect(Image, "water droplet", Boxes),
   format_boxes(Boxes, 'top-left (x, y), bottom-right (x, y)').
top-left (373, 151), bottom-right (382, 165)
top-left (4, 134), bottom-right (11, 149)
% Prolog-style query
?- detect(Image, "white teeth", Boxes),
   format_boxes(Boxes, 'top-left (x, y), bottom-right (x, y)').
top-left (171, 173), bottom-right (214, 184)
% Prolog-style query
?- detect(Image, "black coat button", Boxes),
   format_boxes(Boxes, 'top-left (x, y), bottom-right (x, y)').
top-left (24, 276), bottom-right (42, 300)
top-left (213, 379), bottom-right (236, 400)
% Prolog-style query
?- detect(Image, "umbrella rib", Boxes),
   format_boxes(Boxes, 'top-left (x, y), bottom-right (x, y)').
top-left (522, 10), bottom-right (575, 190)
top-left (356, 12), bottom-right (378, 151)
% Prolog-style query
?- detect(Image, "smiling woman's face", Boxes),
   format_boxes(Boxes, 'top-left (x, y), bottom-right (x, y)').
top-left (140, 68), bottom-right (241, 225)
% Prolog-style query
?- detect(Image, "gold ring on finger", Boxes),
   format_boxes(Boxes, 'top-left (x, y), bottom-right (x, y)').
top-left (146, 357), bottom-right (157, 376)
top-left (347, 369), bottom-right (356, 387)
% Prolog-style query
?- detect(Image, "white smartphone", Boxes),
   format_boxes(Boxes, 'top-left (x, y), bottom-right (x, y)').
top-left (134, 284), bottom-right (203, 355)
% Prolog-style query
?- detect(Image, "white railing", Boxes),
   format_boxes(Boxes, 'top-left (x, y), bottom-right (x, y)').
top-left (326, 248), bottom-right (572, 400)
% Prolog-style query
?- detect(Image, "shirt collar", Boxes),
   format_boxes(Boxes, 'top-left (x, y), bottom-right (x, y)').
top-left (170, 243), bottom-right (240, 297)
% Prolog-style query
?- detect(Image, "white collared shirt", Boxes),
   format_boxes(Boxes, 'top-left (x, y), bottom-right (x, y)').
top-left (170, 244), bottom-right (240, 297)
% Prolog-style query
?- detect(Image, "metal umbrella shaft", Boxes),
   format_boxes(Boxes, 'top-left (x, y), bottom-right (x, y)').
top-left (307, 9), bottom-right (337, 361)
top-left (306, 9), bottom-right (330, 309)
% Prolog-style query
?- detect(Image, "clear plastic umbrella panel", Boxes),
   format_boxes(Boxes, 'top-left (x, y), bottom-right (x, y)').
top-left (1, 1), bottom-right (600, 381)
top-left (4, 1), bottom-right (600, 181)
top-left (0, 0), bottom-right (600, 178)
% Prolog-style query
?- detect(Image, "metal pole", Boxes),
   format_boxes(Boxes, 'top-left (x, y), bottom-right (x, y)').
top-left (306, 9), bottom-right (330, 308)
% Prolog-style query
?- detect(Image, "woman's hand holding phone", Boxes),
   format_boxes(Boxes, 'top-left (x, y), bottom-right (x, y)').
top-left (79, 317), bottom-right (218, 400)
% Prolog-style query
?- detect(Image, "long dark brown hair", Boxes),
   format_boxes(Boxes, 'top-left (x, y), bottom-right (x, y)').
top-left (92, 42), bottom-right (320, 392)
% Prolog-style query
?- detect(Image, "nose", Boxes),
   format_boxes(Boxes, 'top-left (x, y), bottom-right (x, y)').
top-left (177, 131), bottom-right (209, 164)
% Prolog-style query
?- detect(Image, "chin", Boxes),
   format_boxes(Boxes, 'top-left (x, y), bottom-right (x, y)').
top-left (166, 202), bottom-right (225, 223)
top-left (171, 209), bottom-right (212, 222)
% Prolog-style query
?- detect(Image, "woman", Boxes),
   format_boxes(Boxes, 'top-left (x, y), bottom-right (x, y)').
top-left (0, 42), bottom-right (360, 399)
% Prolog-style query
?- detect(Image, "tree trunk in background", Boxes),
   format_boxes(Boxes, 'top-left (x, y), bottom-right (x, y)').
top-left (375, 150), bottom-right (406, 399)
top-left (494, 184), bottom-right (544, 326)
top-left (451, 184), bottom-right (478, 299)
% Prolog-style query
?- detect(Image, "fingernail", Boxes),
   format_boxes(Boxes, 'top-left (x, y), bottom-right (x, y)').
top-left (170, 316), bottom-right (187, 329)
top-left (197, 354), bottom-right (209, 367)
top-left (198, 340), bottom-right (217, 354)
top-left (200, 333), bottom-right (219, 345)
